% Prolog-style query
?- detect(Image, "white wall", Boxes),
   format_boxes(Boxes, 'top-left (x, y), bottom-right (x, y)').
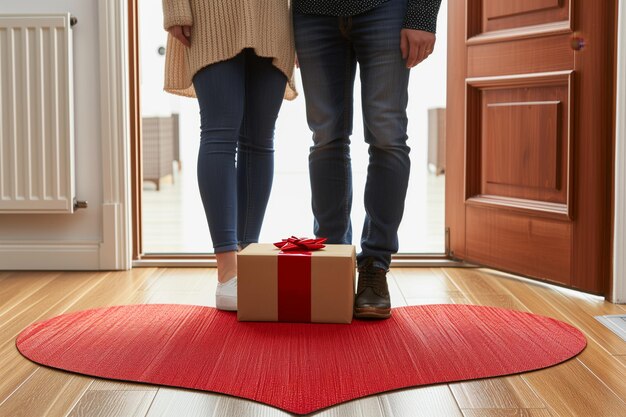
top-left (0, 0), bottom-right (104, 268)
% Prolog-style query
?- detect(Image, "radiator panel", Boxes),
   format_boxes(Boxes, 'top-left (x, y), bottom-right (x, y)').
top-left (0, 14), bottom-right (74, 213)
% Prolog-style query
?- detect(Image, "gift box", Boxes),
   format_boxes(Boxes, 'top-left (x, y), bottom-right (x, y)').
top-left (237, 241), bottom-right (356, 324)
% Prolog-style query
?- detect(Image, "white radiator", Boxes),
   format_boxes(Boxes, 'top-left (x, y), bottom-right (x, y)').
top-left (0, 14), bottom-right (76, 213)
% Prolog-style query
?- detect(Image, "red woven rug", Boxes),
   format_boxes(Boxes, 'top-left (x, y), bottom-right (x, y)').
top-left (16, 304), bottom-right (585, 415)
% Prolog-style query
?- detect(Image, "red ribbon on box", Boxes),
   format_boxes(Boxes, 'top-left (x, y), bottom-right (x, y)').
top-left (275, 237), bottom-right (327, 322)
top-left (273, 236), bottom-right (327, 252)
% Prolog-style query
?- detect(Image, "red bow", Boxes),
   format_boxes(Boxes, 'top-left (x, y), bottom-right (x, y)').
top-left (273, 236), bottom-right (327, 252)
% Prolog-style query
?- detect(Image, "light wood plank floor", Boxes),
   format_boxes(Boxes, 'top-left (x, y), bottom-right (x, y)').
top-left (1, 268), bottom-right (625, 417)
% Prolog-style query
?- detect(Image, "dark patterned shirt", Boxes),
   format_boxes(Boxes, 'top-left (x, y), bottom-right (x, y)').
top-left (293, 0), bottom-right (443, 33)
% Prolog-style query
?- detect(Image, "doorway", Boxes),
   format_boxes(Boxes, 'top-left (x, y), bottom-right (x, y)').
top-left (133, 1), bottom-right (449, 258)
top-left (128, 0), bottom-right (617, 299)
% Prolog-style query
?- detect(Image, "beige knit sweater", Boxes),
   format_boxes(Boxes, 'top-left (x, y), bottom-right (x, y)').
top-left (162, 0), bottom-right (296, 99)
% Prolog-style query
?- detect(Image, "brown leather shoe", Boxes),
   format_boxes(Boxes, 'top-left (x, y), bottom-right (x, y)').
top-left (354, 258), bottom-right (391, 319)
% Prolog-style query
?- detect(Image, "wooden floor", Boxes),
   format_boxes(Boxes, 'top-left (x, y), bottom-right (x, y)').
top-left (1, 268), bottom-right (625, 417)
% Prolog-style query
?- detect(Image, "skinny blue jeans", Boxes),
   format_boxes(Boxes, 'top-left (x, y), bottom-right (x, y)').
top-left (294, 0), bottom-right (411, 270)
top-left (193, 49), bottom-right (287, 253)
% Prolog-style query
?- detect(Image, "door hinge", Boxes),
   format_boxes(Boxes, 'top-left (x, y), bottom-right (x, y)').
top-left (445, 227), bottom-right (451, 257)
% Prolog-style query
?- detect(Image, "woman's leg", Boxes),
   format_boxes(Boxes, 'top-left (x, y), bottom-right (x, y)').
top-left (237, 49), bottom-right (288, 246)
top-left (193, 53), bottom-right (245, 283)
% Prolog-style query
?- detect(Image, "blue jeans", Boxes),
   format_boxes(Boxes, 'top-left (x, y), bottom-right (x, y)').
top-left (294, 0), bottom-right (411, 270)
top-left (193, 49), bottom-right (287, 253)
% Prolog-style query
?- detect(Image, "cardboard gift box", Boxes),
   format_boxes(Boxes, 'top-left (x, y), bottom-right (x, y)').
top-left (237, 243), bottom-right (356, 323)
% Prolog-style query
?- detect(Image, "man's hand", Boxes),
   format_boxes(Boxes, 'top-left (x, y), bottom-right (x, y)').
top-left (168, 25), bottom-right (192, 48)
top-left (400, 29), bottom-right (436, 68)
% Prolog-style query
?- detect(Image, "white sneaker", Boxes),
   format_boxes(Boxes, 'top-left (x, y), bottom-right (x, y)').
top-left (216, 276), bottom-right (237, 311)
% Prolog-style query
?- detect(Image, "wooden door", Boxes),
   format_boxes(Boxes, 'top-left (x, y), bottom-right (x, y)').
top-left (446, 0), bottom-right (616, 295)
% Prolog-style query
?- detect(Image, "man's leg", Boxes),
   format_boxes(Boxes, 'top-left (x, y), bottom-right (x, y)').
top-left (352, 0), bottom-right (411, 271)
top-left (351, 0), bottom-right (411, 318)
top-left (293, 12), bottom-right (357, 244)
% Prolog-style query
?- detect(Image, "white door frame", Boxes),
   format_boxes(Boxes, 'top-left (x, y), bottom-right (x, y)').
top-left (99, 0), bottom-right (131, 270)
top-left (612, 0), bottom-right (626, 303)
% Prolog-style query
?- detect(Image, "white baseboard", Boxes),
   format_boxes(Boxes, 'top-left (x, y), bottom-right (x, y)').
top-left (0, 241), bottom-right (100, 270)
top-left (0, 202), bottom-right (130, 271)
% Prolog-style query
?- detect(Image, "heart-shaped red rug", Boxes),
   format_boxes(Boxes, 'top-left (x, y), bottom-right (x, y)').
top-left (16, 304), bottom-right (585, 415)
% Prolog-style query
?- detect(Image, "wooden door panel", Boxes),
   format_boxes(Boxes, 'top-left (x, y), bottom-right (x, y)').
top-left (467, 34), bottom-right (573, 77)
top-left (482, 0), bottom-right (570, 33)
top-left (466, 206), bottom-right (572, 284)
top-left (485, 101), bottom-right (560, 190)
top-left (485, 0), bottom-right (560, 18)
top-left (468, 75), bottom-right (572, 207)
top-left (446, 0), bottom-right (615, 295)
